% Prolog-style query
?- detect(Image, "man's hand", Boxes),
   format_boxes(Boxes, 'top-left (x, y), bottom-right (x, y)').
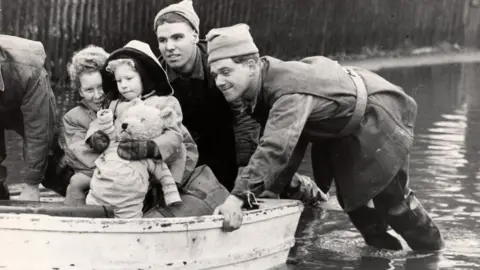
top-left (213, 195), bottom-right (245, 232)
top-left (287, 174), bottom-right (329, 204)
top-left (117, 140), bottom-right (161, 160)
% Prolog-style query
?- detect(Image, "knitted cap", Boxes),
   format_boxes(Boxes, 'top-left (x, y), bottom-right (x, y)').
top-left (206, 24), bottom-right (259, 64)
top-left (153, 0), bottom-right (200, 33)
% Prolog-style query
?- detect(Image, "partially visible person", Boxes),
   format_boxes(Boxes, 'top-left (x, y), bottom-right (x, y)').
top-left (0, 35), bottom-right (57, 201)
top-left (208, 24), bottom-right (445, 253)
top-left (62, 45), bottom-right (110, 205)
top-left (153, 0), bottom-right (260, 190)
top-left (85, 40), bottom-right (198, 216)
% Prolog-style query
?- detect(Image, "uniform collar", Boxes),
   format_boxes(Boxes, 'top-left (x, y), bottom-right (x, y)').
top-left (166, 46), bottom-right (204, 82)
top-left (245, 59), bottom-right (267, 114)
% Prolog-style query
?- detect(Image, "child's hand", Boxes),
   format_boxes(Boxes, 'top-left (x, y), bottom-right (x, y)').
top-left (96, 109), bottom-right (115, 135)
top-left (97, 109), bottom-right (113, 122)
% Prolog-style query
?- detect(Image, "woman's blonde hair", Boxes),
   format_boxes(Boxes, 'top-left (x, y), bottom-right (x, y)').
top-left (67, 45), bottom-right (109, 90)
top-left (105, 58), bottom-right (137, 74)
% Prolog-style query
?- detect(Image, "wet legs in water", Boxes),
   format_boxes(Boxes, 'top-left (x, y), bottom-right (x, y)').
top-left (372, 167), bottom-right (445, 252)
top-left (346, 162), bottom-right (445, 252)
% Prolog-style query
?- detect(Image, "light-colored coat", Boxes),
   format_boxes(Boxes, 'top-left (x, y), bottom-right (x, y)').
top-left (62, 100), bottom-right (99, 177)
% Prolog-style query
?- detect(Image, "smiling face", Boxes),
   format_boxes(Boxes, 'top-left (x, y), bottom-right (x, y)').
top-left (156, 22), bottom-right (197, 72)
top-left (210, 58), bottom-right (255, 103)
top-left (78, 71), bottom-right (104, 111)
top-left (113, 63), bottom-right (143, 101)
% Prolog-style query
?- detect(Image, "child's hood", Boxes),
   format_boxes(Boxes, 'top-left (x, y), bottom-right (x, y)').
top-left (102, 40), bottom-right (174, 100)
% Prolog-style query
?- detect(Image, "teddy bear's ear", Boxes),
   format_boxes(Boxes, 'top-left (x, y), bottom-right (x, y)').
top-left (158, 108), bottom-right (175, 126)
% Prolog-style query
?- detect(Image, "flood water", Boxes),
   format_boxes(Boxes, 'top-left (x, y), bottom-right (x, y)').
top-left (3, 62), bottom-right (480, 269)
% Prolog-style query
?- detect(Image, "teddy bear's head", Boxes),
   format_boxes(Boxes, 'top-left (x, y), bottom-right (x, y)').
top-left (118, 99), bottom-right (174, 141)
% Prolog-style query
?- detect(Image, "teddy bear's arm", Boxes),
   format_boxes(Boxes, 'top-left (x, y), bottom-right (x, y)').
top-left (147, 159), bottom-right (182, 206)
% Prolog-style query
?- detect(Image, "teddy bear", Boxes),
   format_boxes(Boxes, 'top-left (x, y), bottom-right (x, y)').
top-left (85, 99), bottom-right (186, 218)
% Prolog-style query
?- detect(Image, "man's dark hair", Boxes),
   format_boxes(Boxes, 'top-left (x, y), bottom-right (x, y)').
top-left (154, 13), bottom-right (196, 33)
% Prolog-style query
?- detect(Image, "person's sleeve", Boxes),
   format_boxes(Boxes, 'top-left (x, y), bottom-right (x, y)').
top-left (230, 100), bottom-right (261, 166)
top-left (230, 94), bottom-right (315, 202)
top-left (21, 69), bottom-right (57, 185)
top-left (62, 114), bottom-right (99, 170)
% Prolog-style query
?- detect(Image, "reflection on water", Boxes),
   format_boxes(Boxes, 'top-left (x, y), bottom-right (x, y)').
top-left (3, 64), bottom-right (480, 269)
top-left (282, 63), bottom-right (480, 269)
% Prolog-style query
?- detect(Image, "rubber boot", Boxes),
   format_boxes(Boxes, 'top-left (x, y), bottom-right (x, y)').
top-left (385, 193), bottom-right (445, 252)
top-left (348, 205), bottom-right (403, 251)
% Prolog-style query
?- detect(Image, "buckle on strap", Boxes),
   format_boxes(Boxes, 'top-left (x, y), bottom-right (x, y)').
top-left (338, 67), bottom-right (368, 137)
top-left (245, 191), bottom-right (260, 210)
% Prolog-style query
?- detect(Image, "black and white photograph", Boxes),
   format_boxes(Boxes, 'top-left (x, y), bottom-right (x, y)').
top-left (0, 0), bottom-right (478, 269)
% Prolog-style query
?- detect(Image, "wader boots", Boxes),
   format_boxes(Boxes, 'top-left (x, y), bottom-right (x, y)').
top-left (348, 205), bottom-right (403, 251)
top-left (384, 193), bottom-right (445, 252)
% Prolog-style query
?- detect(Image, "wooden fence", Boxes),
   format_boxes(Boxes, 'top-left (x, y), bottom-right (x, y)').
top-left (0, 0), bottom-right (475, 84)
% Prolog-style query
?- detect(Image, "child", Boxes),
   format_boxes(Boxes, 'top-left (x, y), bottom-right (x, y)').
top-left (85, 40), bottom-right (198, 218)
top-left (63, 45), bottom-right (110, 205)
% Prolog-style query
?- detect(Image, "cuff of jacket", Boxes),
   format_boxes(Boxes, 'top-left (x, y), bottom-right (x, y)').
top-left (230, 186), bottom-right (250, 208)
top-left (230, 189), bottom-right (260, 210)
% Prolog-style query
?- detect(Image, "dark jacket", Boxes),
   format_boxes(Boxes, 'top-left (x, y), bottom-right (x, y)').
top-left (232, 56), bottom-right (417, 212)
top-left (0, 35), bottom-right (57, 185)
top-left (161, 42), bottom-right (260, 190)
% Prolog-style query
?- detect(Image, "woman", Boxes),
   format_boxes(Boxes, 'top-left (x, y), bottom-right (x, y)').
top-left (61, 45), bottom-right (110, 205)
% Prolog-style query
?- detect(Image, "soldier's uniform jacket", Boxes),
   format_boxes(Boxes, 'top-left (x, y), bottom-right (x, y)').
top-left (0, 35), bottom-right (57, 185)
top-left (232, 56), bottom-right (417, 212)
